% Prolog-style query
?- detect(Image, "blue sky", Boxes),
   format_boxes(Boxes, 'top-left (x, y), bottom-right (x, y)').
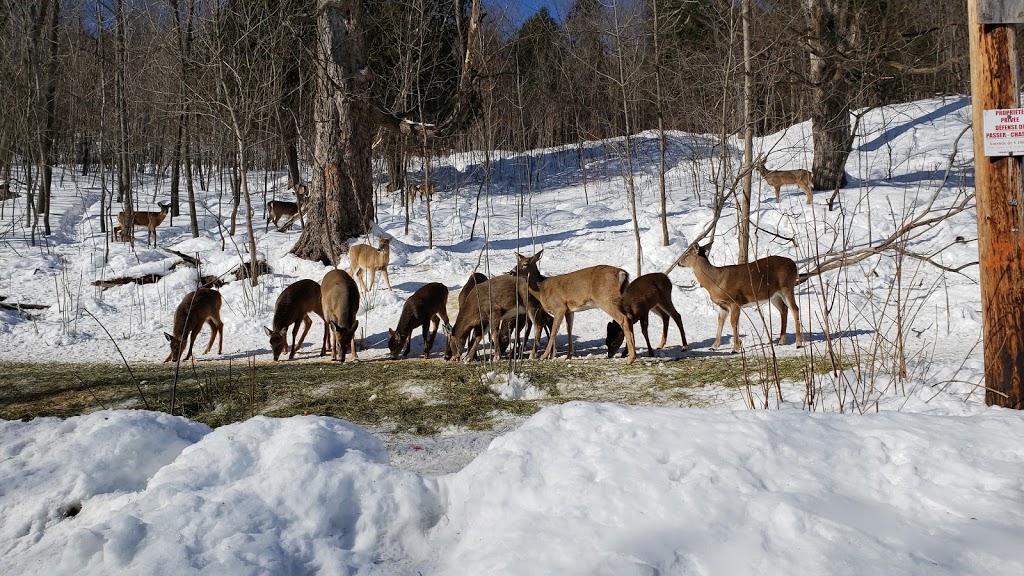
top-left (491, 0), bottom-right (564, 26)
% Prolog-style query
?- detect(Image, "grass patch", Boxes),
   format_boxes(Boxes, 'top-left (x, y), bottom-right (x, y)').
top-left (0, 351), bottom-right (843, 433)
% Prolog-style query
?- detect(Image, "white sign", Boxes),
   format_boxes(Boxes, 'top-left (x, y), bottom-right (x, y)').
top-left (983, 108), bottom-right (1024, 156)
top-left (979, 0), bottom-right (1024, 24)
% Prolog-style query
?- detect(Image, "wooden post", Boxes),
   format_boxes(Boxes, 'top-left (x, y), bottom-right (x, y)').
top-left (969, 0), bottom-right (1024, 409)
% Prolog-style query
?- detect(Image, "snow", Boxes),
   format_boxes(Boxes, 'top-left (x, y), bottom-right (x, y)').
top-left (1, 96), bottom-right (1023, 573)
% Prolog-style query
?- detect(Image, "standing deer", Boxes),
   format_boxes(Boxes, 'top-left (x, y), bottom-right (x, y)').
top-left (264, 279), bottom-right (327, 361)
top-left (266, 197), bottom-right (303, 230)
top-left (388, 282), bottom-right (451, 359)
top-left (606, 272), bottom-right (688, 358)
top-left (446, 275), bottom-right (542, 362)
top-left (755, 158), bottom-right (814, 204)
top-left (114, 201), bottom-right (170, 246)
top-left (321, 269), bottom-right (360, 362)
top-left (510, 251), bottom-right (637, 364)
top-left (671, 241), bottom-right (802, 352)
top-left (349, 238), bottom-right (393, 292)
top-left (164, 288), bottom-right (224, 363)
top-left (411, 182), bottom-right (436, 203)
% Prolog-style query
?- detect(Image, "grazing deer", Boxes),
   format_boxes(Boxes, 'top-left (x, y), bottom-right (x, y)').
top-left (446, 275), bottom-right (542, 362)
top-left (264, 279), bottom-right (327, 361)
top-left (672, 241), bottom-right (802, 353)
top-left (114, 201), bottom-right (171, 246)
top-left (349, 238), bottom-right (393, 292)
top-left (388, 282), bottom-right (451, 359)
top-left (164, 288), bottom-right (224, 363)
top-left (755, 159), bottom-right (814, 204)
top-left (606, 272), bottom-right (688, 358)
top-left (321, 269), bottom-right (360, 362)
top-left (510, 251), bottom-right (637, 364)
top-left (458, 271), bottom-right (550, 358)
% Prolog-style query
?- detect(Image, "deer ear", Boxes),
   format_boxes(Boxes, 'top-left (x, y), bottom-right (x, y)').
top-left (352, 319), bottom-right (359, 331)
top-left (164, 332), bottom-right (173, 342)
top-left (534, 249), bottom-right (543, 262)
top-left (264, 326), bottom-right (273, 336)
top-left (388, 328), bottom-right (395, 337)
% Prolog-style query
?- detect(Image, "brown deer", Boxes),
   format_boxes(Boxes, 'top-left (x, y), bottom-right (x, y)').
top-left (411, 182), bottom-right (436, 203)
top-left (458, 271), bottom-right (550, 358)
top-left (458, 272), bottom-right (489, 310)
top-left (606, 272), bottom-right (688, 358)
top-left (321, 269), bottom-right (360, 362)
top-left (446, 275), bottom-right (542, 362)
top-left (671, 241), bottom-right (802, 353)
top-left (755, 158), bottom-right (814, 204)
top-left (164, 288), bottom-right (224, 363)
top-left (266, 198), bottom-right (303, 230)
top-left (349, 238), bottom-right (393, 292)
top-left (388, 282), bottom-right (451, 359)
top-left (114, 201), bottom-right (170, 246)
top-left (264, 279), bottom-right (327, 361)
top-left (510, 251), bottom-right (637, 364)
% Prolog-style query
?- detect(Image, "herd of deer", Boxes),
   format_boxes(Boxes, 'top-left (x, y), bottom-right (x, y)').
top-left (162, 237), bottom-right (804, 366)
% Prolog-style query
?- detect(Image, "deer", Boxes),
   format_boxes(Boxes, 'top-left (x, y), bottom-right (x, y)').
top-left (0, 183), bottom-right (19, 202)
top-left (266, 197), bottom-right (304, 230)
top-left (445, 275), bottom-right (542, 362)
top-left (388, 282), bottom-right (451, 359)
top-left (459, 271), bottom-right (550, 358)
top-left (670, 241), bottom-right (802, 353)
top-left (755, 158), bottom-right (814, 204)
top-left (349, 238), bottom-right (393, 292)
top-left (321, 269), bottom-right (360, 362)
top-left (164, 288), bottom-right (224, 363)
top-left (264, 279), bottom-right (328, 361)
top-left (114, 201), bottom-right (170, 246)
top-left (510, 250), bottom-right (637, 364)
top-left (411, 182), bottom-right (436, 203)
top-left (606, 272), bottom-right (688, 358)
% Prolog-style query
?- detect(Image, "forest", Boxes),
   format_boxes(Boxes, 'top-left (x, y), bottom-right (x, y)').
top-left (2, 0), bottom-right (969, 258)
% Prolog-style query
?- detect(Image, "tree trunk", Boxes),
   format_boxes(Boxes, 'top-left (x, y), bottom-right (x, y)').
top-left (803, 0), bottom-right (852, 191)
top-left (291, 0), bottom-right (374, 265)
top-left (738, 0), bottom-right (753, 264)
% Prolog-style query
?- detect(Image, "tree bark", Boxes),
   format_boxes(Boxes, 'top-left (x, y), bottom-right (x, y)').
top-left (803, 0), bottom-right (853, 191)
top-left (291, 0), bottom-right (374, 265)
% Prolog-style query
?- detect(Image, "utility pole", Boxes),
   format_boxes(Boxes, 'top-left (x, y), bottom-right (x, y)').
top-left (969, 0), bottom-right (1024, 409)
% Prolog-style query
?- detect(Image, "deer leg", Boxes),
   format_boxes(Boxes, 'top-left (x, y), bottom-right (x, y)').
top-left (620, 313), bottom-right (637, 365)
top-left (320, 319), bottom-right (329, 356)
top-left (184, 328), bottom-right (201, 361)
top-left (465, 328), bottom-right (485, 362)
top-left (637, 314), bottom-right (655, 357)
top-left (667, 306), bottom-right (688, 351)
top-left (802, 183), bottom-right (813, 205)
top-left (654, 307), bottom-right (670, 349)
top-left (425, 316), bottom-right (440, 358)
top-left (202, 320), bottom-right (218, 354)
top-left (291, 315), bottom-right (313, 359)
top-left (542, 311), bottom-right (566, 360)
top-left (713, 306), bottom-right (729, 350)
top-left (782, 289), bottom-right (802, 347)
top-left (770, 294), bottom-right (789, 346)
top-left (382, 267), bottom-right (393, 291)
top-left (354, 269), bottom-right (369, 293)
top-left (774, 186), bottom-right (781, 202)
top-left (564, 312), bottom-right (575, 359)
top-left (729, 304), bottom-right (742, 353)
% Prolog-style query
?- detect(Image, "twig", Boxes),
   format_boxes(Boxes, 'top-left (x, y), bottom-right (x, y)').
top-left (82, 308), bottom-right (150, 410)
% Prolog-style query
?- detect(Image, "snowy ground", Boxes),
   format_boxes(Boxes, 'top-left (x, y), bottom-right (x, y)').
top-left (2, 96), bottom-right (1022, 574)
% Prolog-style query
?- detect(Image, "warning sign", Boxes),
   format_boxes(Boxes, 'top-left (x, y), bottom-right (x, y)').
top-left (983, 108), bottom-right (1024, 156)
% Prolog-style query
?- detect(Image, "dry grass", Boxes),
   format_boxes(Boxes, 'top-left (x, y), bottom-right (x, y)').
top-left (0, 352), bottom-right (838, 433)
